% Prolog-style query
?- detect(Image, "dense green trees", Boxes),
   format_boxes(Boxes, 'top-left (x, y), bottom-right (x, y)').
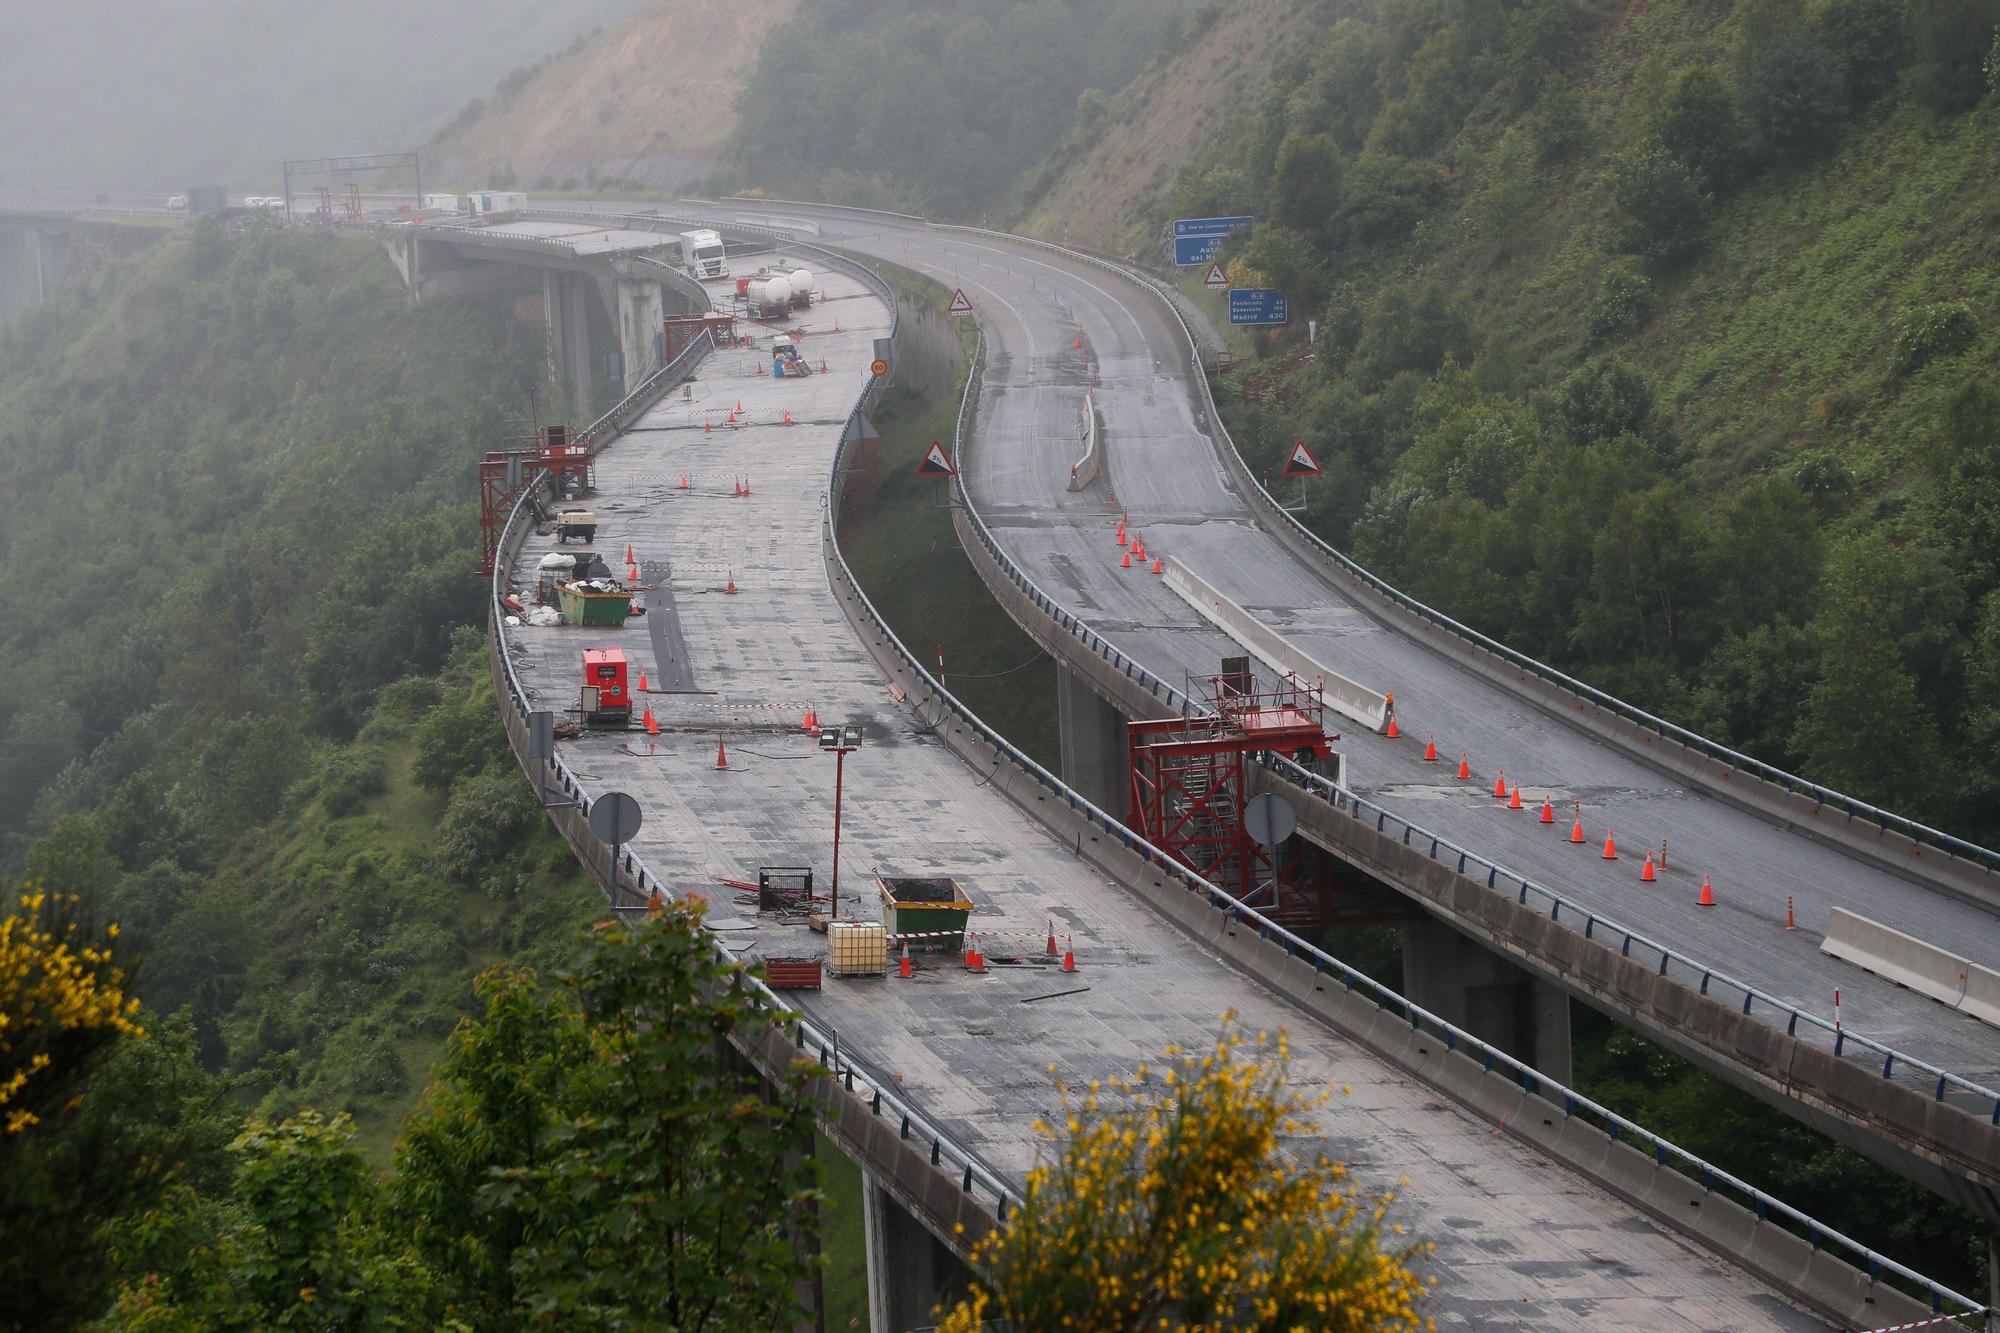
top-left (104, 904), bottom-right (820, 1330)
top-left (1169, 0), bottom-right (2000, 846)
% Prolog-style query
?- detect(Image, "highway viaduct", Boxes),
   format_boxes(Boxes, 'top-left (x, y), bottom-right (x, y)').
top-left (482, 212), bottom-right (1976, 1328)
top-left (640, 198), bottom-right (2000, 1313)
top-left (1, 186), bottom-right (1990, 1326)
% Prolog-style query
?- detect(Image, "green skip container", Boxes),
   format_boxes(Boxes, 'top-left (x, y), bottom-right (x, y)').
top-left (557, 581), bottom-right (632, 627)
top-left (876, 875), bottom-right (974, 953)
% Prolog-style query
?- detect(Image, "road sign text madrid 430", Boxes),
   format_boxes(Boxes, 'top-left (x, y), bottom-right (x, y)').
top-left (1227, 289), bottom-right (1289, 326)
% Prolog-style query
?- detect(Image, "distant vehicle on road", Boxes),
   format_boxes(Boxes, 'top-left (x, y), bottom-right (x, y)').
top-left (243, 196), bottom-right (282, 210)
top-left (166, 194), bottom-right (188, 210)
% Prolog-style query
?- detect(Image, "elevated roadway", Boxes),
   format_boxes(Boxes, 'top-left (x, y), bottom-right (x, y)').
top-left (659, 203), bottom-right (2000, 1225)
top-left (487, 257), bottom-right (1917, 1328)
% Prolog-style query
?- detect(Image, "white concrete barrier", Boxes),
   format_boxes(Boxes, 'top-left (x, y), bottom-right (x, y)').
top-left (1066, 393), bottom-right (1098, 492)
top-left (1820, 907), bottom-right (2000, 1028)
top-left (1159, 556), bottom-right (1390, 733)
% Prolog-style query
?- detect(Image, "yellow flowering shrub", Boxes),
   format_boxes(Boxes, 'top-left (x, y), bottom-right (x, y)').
top-left (0, 888), bottom-right (143, 1136)
top-left (939, 1018), bottom-right (1433, 1333)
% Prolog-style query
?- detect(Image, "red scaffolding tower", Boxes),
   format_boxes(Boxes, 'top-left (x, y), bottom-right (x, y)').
top-left (1127, 669), bottom-right (1336, 906)
top-left (477, 424), bottom-right (594, 575)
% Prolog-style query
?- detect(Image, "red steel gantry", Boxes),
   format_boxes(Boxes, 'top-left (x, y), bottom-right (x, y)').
top-left (1127, 669), bottom-right (1336, 907)
top-left (477, 424), bottom-right (594, 575)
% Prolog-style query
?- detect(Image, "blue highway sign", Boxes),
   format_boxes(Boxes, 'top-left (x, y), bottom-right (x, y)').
top-left (1172, 214), bottom-right (1252, 266)
top-left (1227, 289), bottom-right (1289, 326)
top-left (1173, 215), bottom-right (1254, 237)
top-left (1174, 234), bottom-right (1227, 265)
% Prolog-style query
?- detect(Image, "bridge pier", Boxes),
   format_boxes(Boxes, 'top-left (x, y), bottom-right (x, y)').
top-left (611, 274), bottom-right (666, 392)
top-left (1057, 664), bottom-right (1130, 818)
top-left (861, 1171), bottom-right (971, 1333)
top-left (543, 269), bottom-right (595, 420)
top-left (0, 221), bottom-right (65, 328)
top-left (1400, 913), bottom-right (1572, 1083)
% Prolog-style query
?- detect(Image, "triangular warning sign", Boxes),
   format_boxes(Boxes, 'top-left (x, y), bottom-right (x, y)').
top-left (1203, 261), bottom-right (1229, 289)
top-left (915, 440), bottom-right (956, 476)
top-left (1282, 439), bottom-right (1321, 476)
top-left (946, 288), bottom-right (974, 315)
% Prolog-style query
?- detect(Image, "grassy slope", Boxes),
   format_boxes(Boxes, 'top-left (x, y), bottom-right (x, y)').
top-left (1016, 0), bottom-right (1335, 255)
top-left (423, 0), bottom-right (796, 192)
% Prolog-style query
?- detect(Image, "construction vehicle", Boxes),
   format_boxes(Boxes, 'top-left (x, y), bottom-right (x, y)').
top-left (771, 334), bottom-right (811, 378)
top-left (579, 647), bottom-right (631, 726)
top-left (554, 507), bottom-right (597, 543)
top-left (680, 229), bottom-right (728, 280)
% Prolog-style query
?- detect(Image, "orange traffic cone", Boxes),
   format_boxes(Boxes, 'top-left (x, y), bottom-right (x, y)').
top-left (639, 671), bottom-right (648, 692)
top-left (782, 410), bottom-right (793, 426)
top-left (1062, 936), bottom-right (1077, 972)
top-left (1602, 828), bottom-right (1618, 860)
top-left (1509, 784), bottom-right (1523, 810)
top-left (1424, 734), bottom-right (1437, 762)
top-left (680, 474), bottom-right (689, 489)
top-left (726, 570), bottom-right (736, 594)
top-left (1047, 919), bottom-right (1059, 957)
top-left (1698, 873), bottom-right (1715, 907)
top-left (714, 739), bottom-right (729, 770)
top-left (1121, 550), bottom-right (1132, 569)
top-left (629, 564), bottom-right (639, 583)
top-left (704, 419), bottom-right (711, 433)
top-left (898, 942), bottom-right (912, 979)
top-left (1117, 528), bottom-right (1128, 547)
top-left (1540, 797), bottom-right (1555, 824)
top-left (754, 359), bottom-right (764, 375)
top-left (642, 707), bottom-right (657, 735)
top-left (1386, 715), bottom-right (1400, 739)
top-left (965, 934), bottom-right (986, 972)
top-left (833, 318), bottom-right (841, 333)
top-left (736, 400), bottom-right (743, 414)
top-left (1570, 815), bottom-right (1585, 844)
top-left (742, 479), bottom-right (751, 496)
top-left (626, 544), bottom-right (635, 564)
top-left (727, 408), bottom-right (736, 423)
top-left (1456, 753), bottom-right (1471, 780)
top-left (1640, 853), bottom-right (1656, 882)
top-left (1151, 558), bottom-right (1163, 574)
top-left (734, 479), bottom-right (743, 496)
top-left (1492, 770), bottom-right (1507, 799)
top-left (802, 707), bottom-right (818, 732)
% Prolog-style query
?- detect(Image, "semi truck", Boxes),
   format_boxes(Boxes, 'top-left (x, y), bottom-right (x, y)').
top-left (680, 229), bottom-right (728, 280)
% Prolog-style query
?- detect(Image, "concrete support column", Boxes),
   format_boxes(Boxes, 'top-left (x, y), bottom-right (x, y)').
top-left (1400, 913), bottom-right (1572, 1083)
top-left (614, 277), bottom-right (666, 391)
top-left (1056, 664), bottom-right (1129, 819)
top-left (861, 1173), bottom-right (966, 1333)
top-left (543, 268), bottom-right (566, 389)
top-left (559, 272), bottom-right (594, 420)
top-left (0, 223), bottom-right (62, 329)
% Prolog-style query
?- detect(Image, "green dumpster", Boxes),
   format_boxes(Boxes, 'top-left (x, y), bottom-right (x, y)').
top-left (877, 876), bottom-right (974, 953)
top-left (556, 581), bottom-right (632, 627)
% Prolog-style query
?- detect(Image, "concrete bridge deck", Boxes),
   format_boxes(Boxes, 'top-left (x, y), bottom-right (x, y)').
top-left (495, 267), bottom-right (1835, 1328)
top-left (727, 209), bottom-right (2000, 1103)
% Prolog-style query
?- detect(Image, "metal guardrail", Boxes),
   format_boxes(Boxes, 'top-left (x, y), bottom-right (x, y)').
top-left (492, 199), bottom-right (1981, 1319)
top-left (912, 220), bottom-right (2000, 1123)
top-left (487, 240), bottom-right (1022, 1221)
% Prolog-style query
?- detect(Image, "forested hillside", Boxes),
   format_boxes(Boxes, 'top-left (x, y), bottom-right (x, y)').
top-left (0, 221), bottom-right (601, 1130)
top-left (0, 220), bottom-right (615, 1322)
top-left (726, 0), bottom-right (1205, 213)
top-left (1079, 0), bottom-right (2000, 843)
